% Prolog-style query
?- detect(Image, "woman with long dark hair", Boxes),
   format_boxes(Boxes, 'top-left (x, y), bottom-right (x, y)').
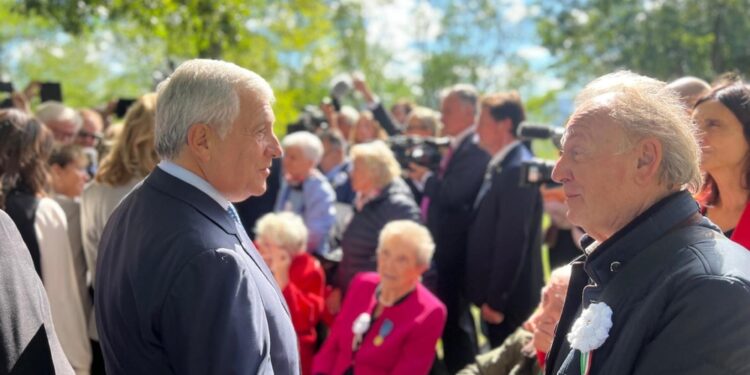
top-left (693, 81), bottom-right (750, 248)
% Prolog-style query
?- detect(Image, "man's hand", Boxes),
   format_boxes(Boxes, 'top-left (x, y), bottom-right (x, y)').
top-left (351, 72), bottom-right (375, 103)
top-left (408, 162), bottom-right (430, 184)
top-left (481, 303), bottom-right (505, 324)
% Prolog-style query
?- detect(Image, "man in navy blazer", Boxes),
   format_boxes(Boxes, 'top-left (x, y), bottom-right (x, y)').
top-left (409, 84), bottom-right (490, 373)
top-left (466, 92), bottom-right (544, 348)
top-left (95, 59), bottom-right (299, 374)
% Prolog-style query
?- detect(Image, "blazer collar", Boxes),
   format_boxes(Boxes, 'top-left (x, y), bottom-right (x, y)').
top-left (144, 167), bottom-right (237, 236)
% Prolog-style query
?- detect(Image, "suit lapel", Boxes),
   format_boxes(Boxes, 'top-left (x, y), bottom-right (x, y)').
top-left (146, 168), bottom-right (291, 316)
top-left (233, 240), bottom-right (292, 317)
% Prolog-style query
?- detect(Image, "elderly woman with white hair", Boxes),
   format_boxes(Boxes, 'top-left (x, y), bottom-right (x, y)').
top-left (255, 212), bottom-right (325, 375)
top-left (275, 131), bottom-right (337, 256)
top-left (326, 141), bottom-right (421, 315)
top-left (313, 220), bottom-right (446, 375)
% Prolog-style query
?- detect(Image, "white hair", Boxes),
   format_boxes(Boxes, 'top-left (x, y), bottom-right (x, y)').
top-left (440, 84), bottom-right (479, 117)
top-left (254, 212), bottom-right (308, 256)
top-left (35, 101), bottom-right (82, 130)
top-left (338, 105), bottom-right (360, 127)
top-left (349, 140), bottom-right (401, 188)
top-left (377, 220), bottom-right (435, 266)
top-left (574, 71), bottom-right (702, 192)
top-left (154, 59), bottom-right (275, 159)
top-left (281, 131), bottom-right (324, 165)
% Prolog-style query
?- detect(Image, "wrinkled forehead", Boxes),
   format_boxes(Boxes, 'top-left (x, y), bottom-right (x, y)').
top-left (561, 105), bottom-right (617, 146)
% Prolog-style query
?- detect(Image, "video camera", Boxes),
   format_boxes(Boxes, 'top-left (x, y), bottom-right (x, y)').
top-left (286, 105), bottom-right (328, 134)
top-left (517, 123), bottom-right (564, 187)
top-left (388, 135), bottom-right (450, 172)
top-left (286, 73), bottom-right (353, 134)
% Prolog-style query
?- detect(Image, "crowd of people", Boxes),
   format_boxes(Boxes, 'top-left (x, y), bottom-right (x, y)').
top-left (1, 57), bottom-right (750, 375)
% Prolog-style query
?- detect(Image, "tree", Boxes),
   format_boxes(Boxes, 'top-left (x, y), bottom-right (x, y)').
top-left (535, 0), bottom-right (750, 83)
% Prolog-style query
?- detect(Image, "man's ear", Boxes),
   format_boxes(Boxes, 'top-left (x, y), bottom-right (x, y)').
top-left (634, 137), bottom-right (662, 185)
top-left (49, 164), bottom-right (63, 178)
top-left (185, 124), bottom-right (213, 163)
top-left (498, 118), bottom-right (513, 135)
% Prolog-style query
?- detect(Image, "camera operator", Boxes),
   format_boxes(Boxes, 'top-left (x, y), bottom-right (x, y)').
top-left (397, 106), bottom-right (443, 202)
top-left (466, 92), bottom-right (544, 349)
top-left (404, 106), bottom-right (442, 137)
top-left (409, 84), bottom-right (490, 373)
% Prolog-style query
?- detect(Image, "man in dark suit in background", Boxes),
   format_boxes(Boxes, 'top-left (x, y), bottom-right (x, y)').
top-left (95, 59), bottom-right (299, 374)
top-left (466, 92), bottom-right (544, 348)
top-left (410, 84), bottom-right (490, 373)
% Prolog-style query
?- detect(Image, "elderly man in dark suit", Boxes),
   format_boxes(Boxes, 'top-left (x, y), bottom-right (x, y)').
top-left (410, 84), bottom-right (490, 373)
top-left (95, 59), bottom-right (299, 374)
top-left (466, 92), bottom-right (544, 348)
top-left (546, 71), bottom-right (750, 374)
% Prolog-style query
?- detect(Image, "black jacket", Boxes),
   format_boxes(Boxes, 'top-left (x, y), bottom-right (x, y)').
top-left (336, 178), bottom-right (420, 294)
top-left (465, 143), bottom-right (543, 326)
top-left (547, 191), bottom-right (750, 375)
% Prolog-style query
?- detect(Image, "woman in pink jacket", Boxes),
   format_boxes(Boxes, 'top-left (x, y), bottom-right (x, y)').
top-left (313, 220), bottom-right (446, 375)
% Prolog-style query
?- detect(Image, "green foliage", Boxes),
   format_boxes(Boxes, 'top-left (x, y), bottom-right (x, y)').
top-left (535, 0), bottom-right (750, 83)
top-left (3, 0), bottom-right (567, 129)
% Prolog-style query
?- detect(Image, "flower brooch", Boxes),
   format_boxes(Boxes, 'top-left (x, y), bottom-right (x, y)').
top-left (567, 302), bottom-right (613, 352)
top-left (567, 302), bottom-right (613, 374)
top-left (352, 312), bottom-right (372, 351)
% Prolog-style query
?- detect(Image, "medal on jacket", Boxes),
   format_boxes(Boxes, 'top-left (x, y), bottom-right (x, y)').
top-left (373, 319), bottom-right (393, 346)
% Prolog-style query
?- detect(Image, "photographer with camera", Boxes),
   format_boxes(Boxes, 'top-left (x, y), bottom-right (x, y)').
top-left (466, 92), bottom-right (544, 349)
top-left (409, 84), bottom-right (490, 373)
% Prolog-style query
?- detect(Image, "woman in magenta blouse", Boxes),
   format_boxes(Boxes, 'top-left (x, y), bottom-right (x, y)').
top-left (313, 220), bottom-right (446, 375)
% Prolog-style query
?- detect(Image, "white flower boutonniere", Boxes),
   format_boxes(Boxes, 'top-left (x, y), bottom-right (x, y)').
top-left (352, 312), bottom-right (372, 351)
top-left (567, 302), bottom-right (613, 353)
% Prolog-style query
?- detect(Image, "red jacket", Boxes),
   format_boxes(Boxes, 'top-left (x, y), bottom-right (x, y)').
top-left (284, 253), bottom-right (326, 375)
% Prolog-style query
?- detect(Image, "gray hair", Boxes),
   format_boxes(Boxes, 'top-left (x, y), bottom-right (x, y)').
top-left (319, 130), bottom-right (347, 153)
top-left (377, 220), bottom-right (435, 266)
top-left (154, 59), bottom-right (275, 159)
top-left (350, 140), bottom-right (401, 188)
top-left (666, 76), bottom-right (711, 108)
top-left (281, 131), bottom-right (324, 165)
top-left (36, 101), bottom-right (82, 130)
top-left (254, 212), bottom-right (308, 256)
top-left (406, 106), bottom-right (443, 136)
top-left (338, 105), bottom-right (360, 127)
top-left (440, 84), bottom-right (479, 117)
top-left (574, 71), bottom-right (702, 191)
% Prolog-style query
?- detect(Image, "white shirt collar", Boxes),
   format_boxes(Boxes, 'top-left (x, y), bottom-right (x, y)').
top-left (489, 140), bottom-right (521, 169)
top-left (158, 160), bottom-right (231, 210)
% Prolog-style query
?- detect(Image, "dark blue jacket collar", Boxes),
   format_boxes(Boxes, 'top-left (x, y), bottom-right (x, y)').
top-left (144, 167), bottom-right (237, 236)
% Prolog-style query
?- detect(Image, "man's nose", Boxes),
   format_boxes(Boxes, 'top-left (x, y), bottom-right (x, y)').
top-left (267, 134), bottom-right (283, 158)
top-left (551, 157), bottom-right (568, 183)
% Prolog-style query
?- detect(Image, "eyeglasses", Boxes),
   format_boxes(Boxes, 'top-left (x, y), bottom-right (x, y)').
top-left (77, 130), bottom-right (103, 144)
